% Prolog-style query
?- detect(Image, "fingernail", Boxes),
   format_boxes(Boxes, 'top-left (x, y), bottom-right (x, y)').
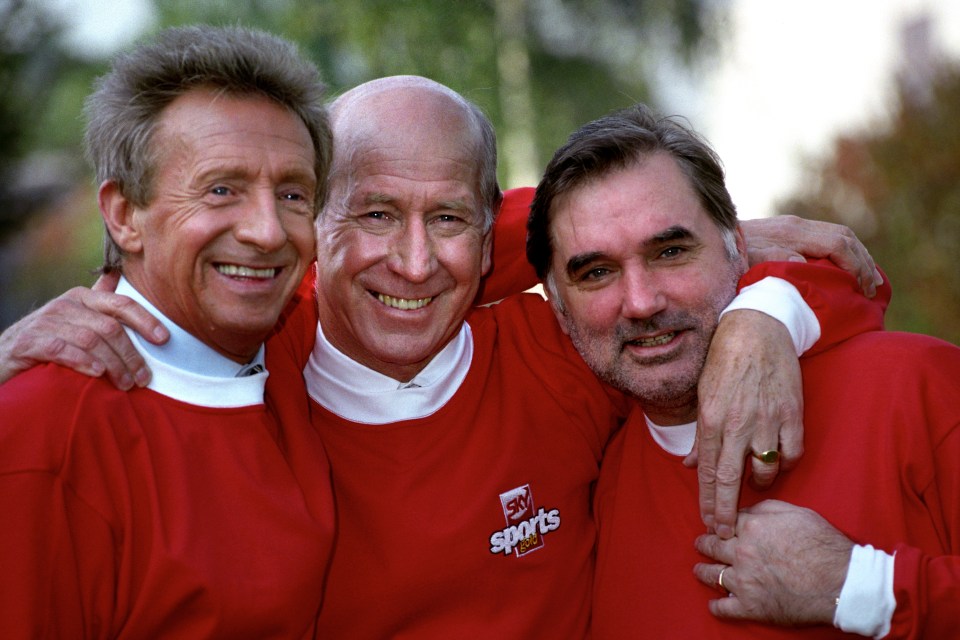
top-left (153, 327), bottom-right (169, 342)
top-left (717, 524), bottom-right (734, 539)
top-left (873, 268), bottom-right (883, 285)
top-left (134, 367), bottom-right (151, 387)
top-left (118, 374), bottom-right (134, 391)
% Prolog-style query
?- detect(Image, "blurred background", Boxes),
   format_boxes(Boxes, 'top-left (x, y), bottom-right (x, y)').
top-left (1, 0), bottom-right (958, 344)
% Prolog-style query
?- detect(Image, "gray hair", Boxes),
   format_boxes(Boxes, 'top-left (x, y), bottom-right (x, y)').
top-left (466, 98), bottom-right (500, 233)
top-left (527, 103), bottom-right (738, 280)
top-left (84, 24), bottom-right (331, 270)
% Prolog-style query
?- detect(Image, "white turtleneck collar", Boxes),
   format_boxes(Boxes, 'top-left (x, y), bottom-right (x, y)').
top-left (304, 319), bottom-right (473, 424)
top-left (117, 276), bottom-right (267, 408)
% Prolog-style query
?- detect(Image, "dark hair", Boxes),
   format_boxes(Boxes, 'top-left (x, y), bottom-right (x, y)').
top-left (526, 103), bottom-right (737, 279)
top-left (84, 24), bottom-right (331, 270)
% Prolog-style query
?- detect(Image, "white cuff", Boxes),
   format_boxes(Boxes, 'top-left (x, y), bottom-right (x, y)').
top-left (721, 276), bottom-right (821, 356)
top-left (833, 544), bottom-right (896, 638)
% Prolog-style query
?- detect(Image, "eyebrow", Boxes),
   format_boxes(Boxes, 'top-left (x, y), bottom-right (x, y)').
top-left (650, 225), bottom-right (695, 244)
top-left (566, 251), bottom-right (606, 278)
top-left (193, 163), bottom-right (315, 187)
top-left (363, 192), bottom-right (476, 215)
top-left (563, 225), bottom-right (696, 278)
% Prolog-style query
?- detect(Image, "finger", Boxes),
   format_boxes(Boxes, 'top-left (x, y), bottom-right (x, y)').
top-left (707, 593), bottom-right (748, 619)
top-left (694, 425), bottom-right (722, 532)
top-left (822, 229), bottom-right (876, 298)
top-left (38, 340), bottom-right (109, 380)
top-left (91, 270), bottom-right (121, 292)
top-left (749, 452), bottom-right (780, 489)
top-left (80, 289), bottom-right (169, 346)
top-left (711, 435), bottom-right (749, 538)
top-left (695, 533), bottom-right (736, 565)
top-left (693, 562), bottom-right (731, 593)
top-left (845, 233), bottom-right (878, 297)
top-left (77, 320), bottom-right (153, 389)
top-left (775, 413), bottom-right (804, 472)
top-left (747, 246), bottom-right (805, 267)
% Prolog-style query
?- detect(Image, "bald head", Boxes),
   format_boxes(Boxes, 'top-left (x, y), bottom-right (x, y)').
top-left (326, 76), bottom-right (500, 229)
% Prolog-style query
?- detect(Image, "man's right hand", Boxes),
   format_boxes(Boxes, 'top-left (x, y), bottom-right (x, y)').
top-left (0, 271), bottom-right (167, 389)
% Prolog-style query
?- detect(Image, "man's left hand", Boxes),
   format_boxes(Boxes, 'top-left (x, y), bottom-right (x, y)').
top-left (686, 310), bottom-right (803, 538)
top-left (693, 499), bottom-right (853, 626)
top-left (741, 215), bottom-right (882, 298)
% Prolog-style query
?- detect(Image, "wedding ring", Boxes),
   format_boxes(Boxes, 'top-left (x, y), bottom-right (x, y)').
top-left (717, 566), bottom-right (729, 592)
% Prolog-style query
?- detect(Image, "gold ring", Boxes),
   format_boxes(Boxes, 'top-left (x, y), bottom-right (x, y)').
top-left (752, 449), bottom-right (780, 464)
top-left (717, 566), bottom-right (729, 592)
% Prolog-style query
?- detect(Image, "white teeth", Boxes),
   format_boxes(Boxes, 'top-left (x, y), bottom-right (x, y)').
top-left (216, 264), bottom-right (277, 278)
top-left (634, 332), bottom-right (675, 347)
top-left (377, 293), bottom-right (433, 310)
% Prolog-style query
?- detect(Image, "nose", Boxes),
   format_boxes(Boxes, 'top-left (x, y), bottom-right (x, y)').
top-left (620, 266), bottom-right (666, 320)
top-left (388, 218), bottom-right (437, 283)
top-left (235, 190), bottom-right (288, 252)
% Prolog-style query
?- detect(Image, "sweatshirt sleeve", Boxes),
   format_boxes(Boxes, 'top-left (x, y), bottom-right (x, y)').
top-left (737, 258), bottom-right (891, 357)
top-left (886, 407), bottom-right (960, 640)
top-left (476, 187), bottom-right (540, 304)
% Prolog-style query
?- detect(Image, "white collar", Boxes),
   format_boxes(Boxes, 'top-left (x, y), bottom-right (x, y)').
top-left (645, 414), bottom-right (697, 457)
top-left (304, 320), bottom-right (473, 424)
top-left (117, 276), bottom-right (267, 407)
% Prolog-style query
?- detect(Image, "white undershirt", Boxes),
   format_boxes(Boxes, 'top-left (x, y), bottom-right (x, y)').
top-left (116, 277), bottom-right (266, 408)
top-left (303, 319), bottom-right (473, 424)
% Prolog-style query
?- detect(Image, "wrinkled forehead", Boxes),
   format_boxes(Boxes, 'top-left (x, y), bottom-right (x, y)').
top-left (546, 157), bottom-right (711, 267)
top-left (331, 92), bottom-right (482, 196)
top-left (335, 88), bottom-right (481, 161)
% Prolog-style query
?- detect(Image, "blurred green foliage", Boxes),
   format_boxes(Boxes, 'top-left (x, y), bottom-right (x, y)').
top-left (1, 0), bottom-right (721, 328)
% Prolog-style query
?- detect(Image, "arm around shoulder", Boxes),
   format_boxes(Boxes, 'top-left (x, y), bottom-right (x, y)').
top-left (0, 272), bottom-right (167, 389)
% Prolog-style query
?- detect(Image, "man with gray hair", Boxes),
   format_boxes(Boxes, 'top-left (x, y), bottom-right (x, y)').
top-left (0, 25), bottom-right (334, 637)
top-left (526, 102), bottom-right (959, 638)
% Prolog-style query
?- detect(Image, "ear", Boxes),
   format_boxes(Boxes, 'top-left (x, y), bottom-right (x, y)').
top-left (543, 276), bottom-right (572, 337)
top-left (480, 229), bottom-right (494, 277)
top-left (98, 180), bottom-right (143, 255)
top-left (734, 224), bottom-right (749, 270)
top-left (479, 191), bottom-right (503, 278)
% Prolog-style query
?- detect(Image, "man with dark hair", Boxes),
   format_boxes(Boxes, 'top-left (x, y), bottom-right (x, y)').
top-left (527, 102), bottom-right (960, 638)
top-left (0, 25), bottom-right (334, 637)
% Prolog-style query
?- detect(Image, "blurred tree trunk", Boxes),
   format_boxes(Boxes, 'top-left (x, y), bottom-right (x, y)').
top-left (494, 0), bottom-right (539, 188)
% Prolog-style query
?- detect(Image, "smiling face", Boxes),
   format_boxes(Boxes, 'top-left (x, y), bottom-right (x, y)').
top-left (105, 89), bottom-right (317, 362)
top-left (314, 85), bottom-right (492, 381)
top-left (547, 153), bottom-right (747, 424)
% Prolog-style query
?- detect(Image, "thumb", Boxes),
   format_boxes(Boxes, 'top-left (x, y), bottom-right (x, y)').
top-left (92, 270), bottom-right (121, 292)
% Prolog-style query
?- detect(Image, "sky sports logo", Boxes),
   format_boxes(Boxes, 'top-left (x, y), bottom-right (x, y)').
top-left (489, 484), bottom-right (561, 557)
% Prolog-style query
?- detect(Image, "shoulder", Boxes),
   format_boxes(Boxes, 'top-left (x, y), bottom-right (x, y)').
top-left (0, 363), bottom-right (110, 406)
top-left (0, 364), bottom-right (120, 473)
top-left (267, 273), bottom-right (319, 370)
top-left (802, 331), bottom-right (960, 427)
top-left (816, 331), bottom-right (959, 370)
top-left (470, 292), bottom-right (557, 334)
top-left (469, 293), bottom-right (585, 361)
